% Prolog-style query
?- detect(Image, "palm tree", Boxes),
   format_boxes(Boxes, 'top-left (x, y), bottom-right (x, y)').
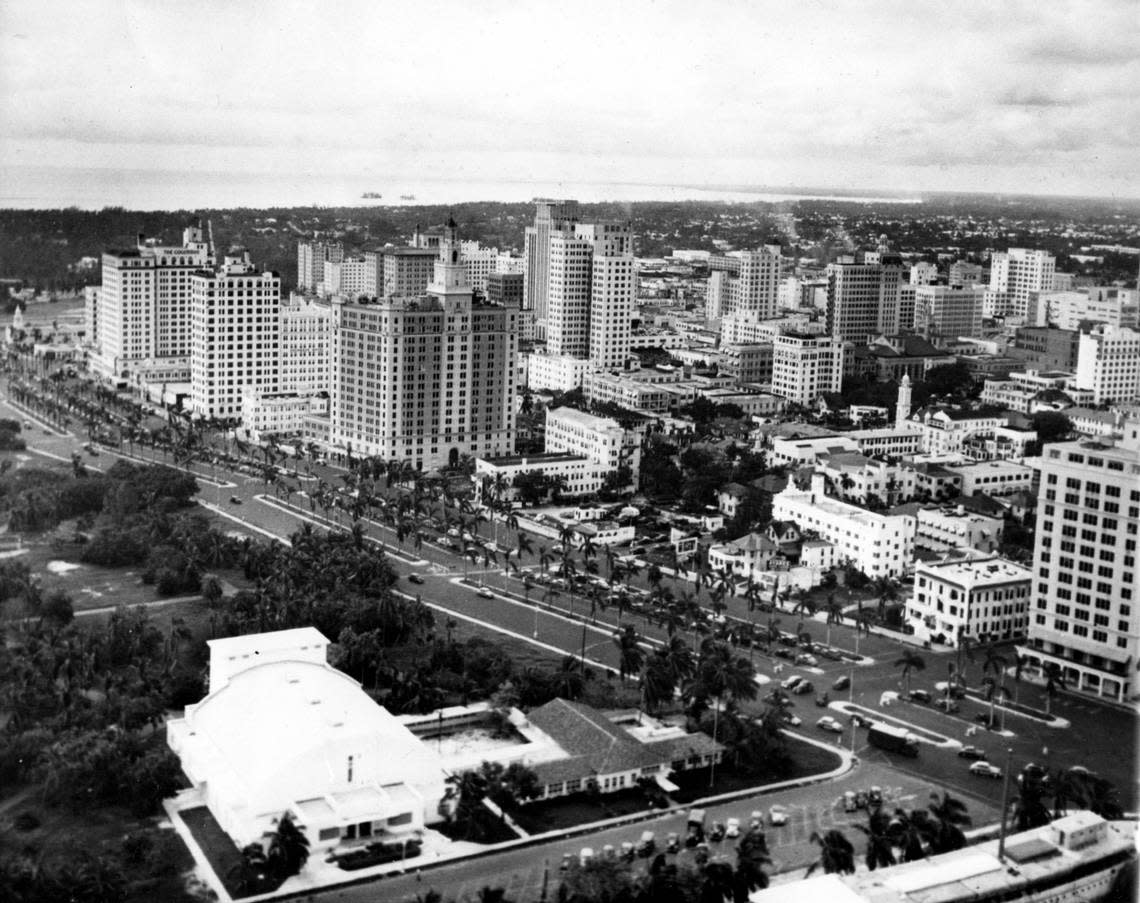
top-left (1012, 653), bottom-right (1029, 704)
top-left (855, 806), bottom-right (897, 871)
top-left (981, 646), bottom-right (1008, 727)
top-left (954, 633), bottom-right (975, 686)
top-left (1042, 662), bottom-right (1067, 715)
top-left (894, 650), bottom-right (926, 697)
top-left (613, 624), bottom-right (645, 685)
top-left (805, 829), bottom-right (855, 876)
top-left (734, 825), bottom-right (772, 897)
top-left (872, 576), bottom-right (900, 620)
top-left (927, 791), bottom-right (972, 853)
top-left (268, 811), bottom-right (310, 878)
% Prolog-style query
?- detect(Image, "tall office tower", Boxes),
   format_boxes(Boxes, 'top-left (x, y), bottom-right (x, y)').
top-left (985, 248), bottom-right (1055, 319)
top-left (948, 260), bottom-right (984, 287)
top-left (825, 256), bottom-right (904, 343)
top-left (93, 223), bottom-right (214, 380)
top-left (279, 295), bottom-right (332, 395)
top-left (297, 240), bottom-right (344, 292)
top-left (190, 253), bottom-right (281, 418)
top-left (84, 286), bottom-right (100, 351)
top-left (582, 222), bottom-right (635, 370)
top-left (909, 262), bottom-right (939, 285)
top-left (770, 332), bottom-right (844, 405)
top-left (523, 199), bottom-right (580, 328)
top-left (914, 284), bottom-right (985, 343)
top-left (898, 284), bottom-right (917, 333)
top-left (732, 246), bottom-right (782, 318)
top-left (329, 220), bottom-right (518, 470)
top-left (1075, 324), bottom-right (1140, 404)
top-left (706, 269), bottom-right (730, 320)
top-left (545, 229), bottom-right (592, 358)
top-left (1023, 421), bottom-right (1140, 701)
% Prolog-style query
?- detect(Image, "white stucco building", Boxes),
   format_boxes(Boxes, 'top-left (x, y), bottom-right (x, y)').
top-left (771, 474), bottom-right (915, 578)
top-left (168, 628), bottom-right (446, 851)
top-left (1074, 324), bottom-right (1140, 404)
top-left (908, 555), bottom-right (1031, 645)
top-left (770, 332), bottom-right (844, 405)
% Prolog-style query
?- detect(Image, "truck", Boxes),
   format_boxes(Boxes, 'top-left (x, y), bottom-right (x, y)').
top-left (685, 808), bottom-right (706, 847)
top-left (868, 722), bottom-right (920, 757)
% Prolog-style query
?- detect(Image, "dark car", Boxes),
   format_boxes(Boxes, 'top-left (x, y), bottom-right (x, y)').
top-left (407, 574), bottom-right (425, 585)
top-left (957, 745), bottom-right (987, 760)
top-left (832, 675), bottom-right (851, 692)
top-left (908, 689), bottom-right (932, 704)
top-left (229, 495), bottom-right (243, 505)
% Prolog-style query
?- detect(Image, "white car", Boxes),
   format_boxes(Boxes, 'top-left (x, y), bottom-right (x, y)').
top-left (725, 817), bottom-right (741, 838)
top-left (794, 653), bottom-right (818, 666)
top-left (970, 761), bottom-right (1002, 779)
top-left (782, 675), bottom-right (804, 691)
top-left (768, 805), bottom-right (789, 826)
top-left (476, 586), bottom-right (495, 599)
top-left (779, 711), bottom-right (802, 727)
top-left (817, 716), bottom-right (844, 734)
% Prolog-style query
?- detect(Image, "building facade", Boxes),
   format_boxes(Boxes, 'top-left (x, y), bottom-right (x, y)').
top-left (329, 222), bottom-right (518, 470)
top-left (826, 258), bottom-right (904, 343)
top-left (1020, 426), bottom-right (1140, 701)
top-left (985, 248), bottom-right (1055, 320)
top-left (913, 284), bottom-right (985, 344)
top-left (909, 555), bottom-right (1031, 645)
top-left (1075, 324), bottom-right (1140, 404)
top-left (189, 253), bottom-right (281, 419)
top-left (770, 333), bottom-right (844, 405)
top-left (524, 199), bottom-right (580, 330)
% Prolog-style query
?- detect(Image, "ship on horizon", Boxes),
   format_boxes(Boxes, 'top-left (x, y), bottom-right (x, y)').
top-left (361, 191), bottom-right (382, 199)
top-left (399, 194), bottom-right (416, 201)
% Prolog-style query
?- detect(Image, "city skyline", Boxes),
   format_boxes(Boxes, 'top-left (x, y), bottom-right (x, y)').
top-left (1, 0), bottom-right (1138, 204)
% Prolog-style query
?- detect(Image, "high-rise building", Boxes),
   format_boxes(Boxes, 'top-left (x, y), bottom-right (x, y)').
top-left (985, 248), bottom-right (1055, 319)
top-left (329, 221), bottom-right (518, 470)
top-left (92, 224), bottom-right (214, 381)
top-left (706, 247), bottom-right (782, 319)
top-left (1021, 423), bottom-right (1140, 701)
top-left (913, 284), bottom-right (985, 343)
top-left (279, 295), bottom-right (332, 395)
top-left (486, 272), bottom-right (524, 308)
top-left (190, 253), bottom-right (281, 418)
top-left (544, 220), bottom-right (635, 370)
top-left (1038, 287), bottom-right (1140, 331)
top-left (948, 260), bottom-right (984, 287)
top-left (705, 269), bottom-right (730, 321)
top-left (321, 256), bottom-right (369, 298)
top-left (524, 199), bottom-right (580, 327)
top-left (770, 332), bottom-right (844, 405)
top-left (1075, 324), bottom-right (1140, 404)
top-left (459, 241), bottom-right (499, 294)
top-left (363, 247), bottom-right (438, 299)
top-left (825, 256), bottom-right (904, 343)
top-left (297, 240), bottom-right (344, 292)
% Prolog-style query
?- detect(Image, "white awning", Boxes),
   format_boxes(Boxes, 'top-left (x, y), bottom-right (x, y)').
top-left (654, 774), bottom-right (679, 793)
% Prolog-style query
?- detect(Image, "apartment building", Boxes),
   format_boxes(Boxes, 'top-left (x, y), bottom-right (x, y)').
top-left (92, 224), bottom-right (214, 382)
top-left (985, 249), bottom-right (1055, 320)
top-left (1021, 426), bottom-right (1140, 701)
top-left (546, 407), bottom-right (642, 482)
top-left (1036, 286), bottom-right (1139, 331)
top-left (816, 453), bottom-right (917, 505)
top-left (909, 555), bottom-right (1031, 645)
top-left (909, 262), bottom-right (938, 286)
top-left (911, 406), bottom-right (1010, 456)
top-left (720, 343), bottom-right (774, 385)
top-left (914, 505), bottom-right (1004, 553)
top-left (1074, 324), bottom-right (1140, 404)
top-left (583, 371), bottom-right (673, 412)
top-left (189, 253), bottom-right (281, 419)
top-left (771, 474), bottom-right (914, 578)
top-left (770, 333), bottom-right (844, 405)
top-left (328, 221), bottom-right (518, 470)
top-left (363, 247), bottom-right (439, 299)
top-left (913, 284), bottom-right (985, 344)
top-left (948, 260), bottom-right (983, 287)
top-left (707, 247), bottom-right (782, 319)
top-left (1008, 326), bottom-right (1081, 371)
top-left (945, 460), bottom-right (1035, 497)
top-left (321, 256), bottom-right (369, 298)
top-left (524, 199), bottom-right (580, 329)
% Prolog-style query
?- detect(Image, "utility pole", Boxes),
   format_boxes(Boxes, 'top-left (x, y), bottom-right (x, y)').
top-left (997, 747), bottom-right (1013, 861)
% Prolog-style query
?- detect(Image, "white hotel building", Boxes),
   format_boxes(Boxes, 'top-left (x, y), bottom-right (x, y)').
top-left (771, 474), bottom-right (914, 578)
top-left (1020, 424), bottom-right (1140, 701)
top-left (770, 333), bottom-right (844, 406)
top-left (189, 253), bottom-right (281, 419)
top-left (908, 555), bottom-right (1031, 647)
top-left (1075, 324), bottom-right (1140, 405)
top-left (328, 222), bottom-right (518, 471)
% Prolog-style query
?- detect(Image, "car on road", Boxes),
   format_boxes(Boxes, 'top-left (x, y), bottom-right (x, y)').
top-left (407, 574), bottom-right (425, 585)
top-left (768, 805), bottom-right (788, 826)
top-left (817, 716), bottom-right (844, 733)
top-left (849, 712), bottom-right (872, 728)
top-left (725, 817), bottom-right (741, 839)
top-left (781, 675), bottom-right (804, 691)
top-left (778, 711), bottom-right (802, 727)
top-left (794, 653), bottom-right (818, 666)
top-left (908, 689), bottom-right (933, 704)
top-left (832, 675), bottom-right (850, 691)
top-left (957, 745), bottom-right (987, 760)
top-left (792, 680), bottom-right (814, 695)
top-left (229, 495), bottom-right (242, 504)
top-left (934, 698), bottom-right (960, 713)
top-left (843, 791), bottom-right (857, 812)
top-left (476, 586), bottom-right (495, 599)
top-left (970, 761), bottom-right (1002, 779)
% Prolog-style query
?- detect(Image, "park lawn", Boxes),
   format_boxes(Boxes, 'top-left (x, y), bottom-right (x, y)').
top-left (510, 787), bottom-right (657, 835)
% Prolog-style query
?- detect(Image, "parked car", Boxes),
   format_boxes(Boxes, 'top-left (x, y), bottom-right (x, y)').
top-left (935, 698), bottom-right (960, 713)
top-left (854, 790), bottom-right (869, 809)
top-left (229, 495), bottom-right (242, 505)
top-left (750, 811), bottom-right (763, 830)
top-left (782, 675), bottom-right (804, 691)
top-left (792, 680), bottom-right (814, 695)
top-left (636, 831), bottom-right (656, 857)
top-left (560, 853), bottom-right (573, 872)
top-left (620, 842), bottom-right (635, 862)
top-left (407, 573), bottom-right (425, 585)
top-left (476, 586), bottom-right (495, 599)
top-left (602, 844), bottom-right (615, 859)
top-left (849, 712), bottom-right (872, 728)
top-left (778, 711), bottom-right (802, 727)
top-left (725, 818), bottom-right (741, 839)
top-left (708, 822), bottom-right (726, 843)
top-left (970, 761), bottom-right (1002, 779)
top-left (794, 653), bottom-right (818, 666)
top-left (768, 805), bottom-right (789, 826)
top-left (908, 689), bottom-right (932, 704)
top-left (832, 675), bottom-right (851, 692)
top-left (868, 786), bottom-right (883, 807)
top-left (817, 716), bottom-right (844, 733)
top-left (579, 848), bottom-right (594, 866)
top-left (958, 745), bottom-right (987, 760)
top-left (843, 791), bottom-right (857, 812)
top-left (665, 832), bottom-right (680, 854)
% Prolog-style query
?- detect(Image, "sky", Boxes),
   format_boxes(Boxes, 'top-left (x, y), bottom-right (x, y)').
top-left (1, 0), bottom-right (1138, 201)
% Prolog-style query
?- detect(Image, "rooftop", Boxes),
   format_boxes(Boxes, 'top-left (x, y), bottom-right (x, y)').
top-left (917, 555), bottom-right (1031, 588)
